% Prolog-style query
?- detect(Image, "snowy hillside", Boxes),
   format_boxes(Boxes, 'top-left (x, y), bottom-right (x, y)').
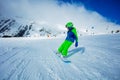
top-left (0, 17), bottom-right (120, 38)
top-left (0, 34), bottom-right (120, 80)
top-left (0, 18), bottom-right (64, 37)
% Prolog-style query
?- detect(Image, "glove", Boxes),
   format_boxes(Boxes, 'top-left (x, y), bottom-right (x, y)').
top-left (75, 41), bottom-right (78, 47)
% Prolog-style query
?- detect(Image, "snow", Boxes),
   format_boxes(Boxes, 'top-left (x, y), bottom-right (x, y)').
top-left (0, 18), bottom-right (65, 37)
top-left (0, 34), bottom-right (120, 80)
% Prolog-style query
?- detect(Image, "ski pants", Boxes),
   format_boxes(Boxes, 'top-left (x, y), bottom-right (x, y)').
top-left (58, 40), bottom-right (73, 56)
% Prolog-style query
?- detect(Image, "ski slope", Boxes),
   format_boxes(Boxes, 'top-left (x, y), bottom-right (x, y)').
top-left (0, 34), bottom-right (120, 80)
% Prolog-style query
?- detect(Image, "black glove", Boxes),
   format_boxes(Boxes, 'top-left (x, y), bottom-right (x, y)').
top-left (75, 41), bottom-right (78, 47)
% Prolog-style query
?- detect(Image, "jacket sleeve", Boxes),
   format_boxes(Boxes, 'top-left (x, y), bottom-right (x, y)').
top-left (72, 27), bottom-right (78, 42)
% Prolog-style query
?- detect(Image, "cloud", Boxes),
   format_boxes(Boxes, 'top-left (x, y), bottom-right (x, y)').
top-left (0, 0), bottom-right (120, 34)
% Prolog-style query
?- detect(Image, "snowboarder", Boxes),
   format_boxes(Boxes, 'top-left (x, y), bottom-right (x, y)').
top-left (57, 22), bottom-right (78, 58)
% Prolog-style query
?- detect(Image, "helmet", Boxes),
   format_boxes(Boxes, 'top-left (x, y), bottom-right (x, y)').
top-left (65, 22), bottom-right (73, 28)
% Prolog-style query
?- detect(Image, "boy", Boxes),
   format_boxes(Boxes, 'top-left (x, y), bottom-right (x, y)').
top-left (57, 22), bottom-right (78, 58)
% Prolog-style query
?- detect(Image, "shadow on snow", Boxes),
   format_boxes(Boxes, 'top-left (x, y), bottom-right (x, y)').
top-left (67, 47), bottom-right (85, 58)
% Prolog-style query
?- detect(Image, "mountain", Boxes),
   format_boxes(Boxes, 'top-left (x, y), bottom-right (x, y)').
top-left (0, 34), bottom-right (120, 80)
top-left (0, 17), bottom-right (120, 38)
top-left (0, 18), bottom-right (64, 38)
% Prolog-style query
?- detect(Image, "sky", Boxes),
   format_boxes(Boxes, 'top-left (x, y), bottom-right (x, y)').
top-left (59, 0), bottom-right (120, 25)
top-left (0, 0), bottom-right (120, 34)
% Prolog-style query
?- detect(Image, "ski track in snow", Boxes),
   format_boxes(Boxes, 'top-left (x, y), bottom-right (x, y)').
top-left (0, 34), bottom-right (120, 80)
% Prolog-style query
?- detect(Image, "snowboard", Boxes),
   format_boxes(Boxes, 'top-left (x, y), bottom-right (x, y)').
top-left (53, 51), bottom-right (71, 63)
